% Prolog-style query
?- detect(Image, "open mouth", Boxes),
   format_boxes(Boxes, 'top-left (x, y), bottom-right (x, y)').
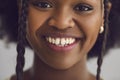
top-left (45, 37), bottom-right (76, 47)
top-left (39, 32), bottom-right (82, 52)
top-left (42, 35), bottom-right (81, 52)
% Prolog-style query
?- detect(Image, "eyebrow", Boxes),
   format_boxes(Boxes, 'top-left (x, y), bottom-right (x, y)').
top-left (80, 0), bottom-right (99, 4)
top-left (30, 0), bottom-right (101, 5)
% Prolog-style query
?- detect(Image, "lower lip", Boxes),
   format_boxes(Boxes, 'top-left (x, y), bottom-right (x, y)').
top-left (45, 40), bottom-right (79, 52)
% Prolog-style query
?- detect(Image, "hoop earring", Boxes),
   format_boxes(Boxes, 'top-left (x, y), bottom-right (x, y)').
top-left (99, 26), bottom-right (104, 34)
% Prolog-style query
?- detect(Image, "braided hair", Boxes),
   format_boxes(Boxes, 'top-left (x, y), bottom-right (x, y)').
top-left (9, 0), bottom-right (109, 80)
top-left (16, 0), bottom-right (28, 80)
top-left (96, 0), bottom-right (110, 80)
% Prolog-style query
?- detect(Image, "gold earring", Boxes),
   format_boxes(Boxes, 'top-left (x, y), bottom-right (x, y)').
top-left (99, 26), bottom-right (104, 34)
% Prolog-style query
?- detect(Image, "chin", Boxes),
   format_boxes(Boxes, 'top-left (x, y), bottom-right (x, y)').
top-left (42, 58), bottom-right (78, 70)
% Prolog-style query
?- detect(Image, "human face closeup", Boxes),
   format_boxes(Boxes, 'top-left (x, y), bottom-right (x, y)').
top-left (26, 0), bottom-right (104, 69)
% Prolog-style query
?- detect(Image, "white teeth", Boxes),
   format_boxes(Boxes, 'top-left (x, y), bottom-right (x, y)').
top-left (51, 38), bottom-right (55, 44)
top-left (55, 38), bottom-right (60, 45)
top-left (46, 37), bottom-right (76, 47)
top-left (69, 38), bottom-right (75, 44)
top-left (48, 37), bottom-right (52, 43)
top-left (61, 38), bottom-right (66, 46)
top-left (66, 38), bottom-right (69, 44)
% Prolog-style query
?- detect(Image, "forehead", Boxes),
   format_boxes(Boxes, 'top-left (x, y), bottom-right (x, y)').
top-left (31, 0), bottom-right (102, 3)
top-left (29, 0), bottom-right (103, 7)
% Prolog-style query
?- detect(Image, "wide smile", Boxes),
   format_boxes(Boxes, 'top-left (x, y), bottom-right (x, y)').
top-left (41, 34), bottom-right (82, 52)
top-left (46, 37), bottom-right (76, 47)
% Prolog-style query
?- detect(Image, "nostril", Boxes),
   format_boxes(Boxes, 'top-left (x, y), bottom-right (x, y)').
top-left (69, 19), bottom-right (75, 28)
top-left (48, 17), bottom-right (75, 30)
top-left (48, 18), bottom-right (55, 26)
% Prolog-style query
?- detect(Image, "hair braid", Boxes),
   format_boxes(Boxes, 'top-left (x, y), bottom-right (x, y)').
top-left (16, 0), bottom-right (28, 80)
top-left (96, 0), bottom-right (109, 80)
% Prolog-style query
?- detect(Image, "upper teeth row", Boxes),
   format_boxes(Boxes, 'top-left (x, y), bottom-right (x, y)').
top-left (46, 37), bottom-right (75, 47)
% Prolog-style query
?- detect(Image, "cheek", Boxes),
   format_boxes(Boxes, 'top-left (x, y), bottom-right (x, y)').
top-left (26, 6), bottom-right (51, 46)
top-left (81, 15), bottom-right (102, 36)
top-left (27, 5), bottom-right (55, 33)
top-left (77, 14), bottom-right (102, 54)
top-left (27, 7), bottom-right (49, 34)
top-left (25, 10), bottom-right (44, 51)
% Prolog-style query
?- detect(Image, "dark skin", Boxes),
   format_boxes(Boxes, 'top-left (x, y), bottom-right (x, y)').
top-left (11, 0), bottom-right (111, 80)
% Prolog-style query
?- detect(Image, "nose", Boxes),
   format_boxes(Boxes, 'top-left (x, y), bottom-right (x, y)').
top-left (48, 9), bottom-right (75, 30)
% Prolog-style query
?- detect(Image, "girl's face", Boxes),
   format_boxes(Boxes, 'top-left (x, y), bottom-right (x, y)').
top-left (26, 0), bottom-right (103, 69)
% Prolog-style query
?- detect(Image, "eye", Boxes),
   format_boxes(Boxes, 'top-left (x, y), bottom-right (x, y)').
top-left (32, 1), bottom-right (52, 9)
top-left (74, 4), bottom-right (93, 12)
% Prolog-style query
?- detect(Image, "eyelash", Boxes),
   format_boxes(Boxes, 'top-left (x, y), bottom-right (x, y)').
top-left (32, 1), bottom-right (52, 9)
top-left (31, 1), bottom-right (93, 12)
top-left (74, 4), bottom-right (93, 12)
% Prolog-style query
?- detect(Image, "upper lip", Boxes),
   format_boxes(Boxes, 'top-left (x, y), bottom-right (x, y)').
top-left (40, 32), bottom-right (83, 39)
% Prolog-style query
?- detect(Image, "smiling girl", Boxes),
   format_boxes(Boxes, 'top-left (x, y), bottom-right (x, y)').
top-left (0, 0), bottom-right (114, 80)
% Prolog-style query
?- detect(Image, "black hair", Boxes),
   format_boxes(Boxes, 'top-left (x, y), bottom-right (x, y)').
top-left (0, 0), bottom-right (120, 80)
top-left (16, 0), bottom-right (28, 80)
top-left (96, 0), bottom-right (109, 80)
